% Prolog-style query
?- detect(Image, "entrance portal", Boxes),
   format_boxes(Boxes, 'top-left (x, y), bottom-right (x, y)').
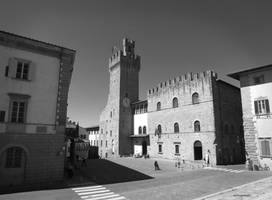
top-left (142, 141), bottom-right (147, 155)
top-left (0, 146), bottom-right (26, 186)
top-left (194, 141), bottom-right (202, 160)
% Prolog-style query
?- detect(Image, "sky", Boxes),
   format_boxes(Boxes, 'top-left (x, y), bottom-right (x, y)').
top-left (0, 0), bottom-right (272, 127)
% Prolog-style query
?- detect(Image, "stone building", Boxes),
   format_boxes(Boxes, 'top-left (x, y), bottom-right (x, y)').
top-left (228, 65), bottom-right (272, 169)
top-left (0, 31), bottom-right (75, 186)
top-left (99, 38), bottom-right (244, 165)
top-left (99, 38), bottom-right (140, 158)
top-left (148, 72), bottom-right (245, 165)
top-left (86, 125), bottom-right (99, 146)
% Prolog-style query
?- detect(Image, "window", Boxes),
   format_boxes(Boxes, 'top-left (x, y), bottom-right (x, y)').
top-left (174, 123), bottom-right (179, 133)
top-left (254, 99), bottom-right (270, 115)
top-left (175, 145), bottom-right (180, 155)
top-left (194, 121), bottom-right (200, 132)
top-left (192, 93), bottom-right (199, 104)
top-left (5, 147), bottom-right (23, 168)
top-left (5, 66), bottom-right (9, 77)
top-left (101, 140), bottom-right (103, 147)
top-left (138, 126), bottom-right (142, 134)
top-left (173, 97), bottom-right (178, 108)
top-left (158, 144), bottom-right (162, 154)
top-left (110, 111), bottom-right (112, 118)
top-left (16, 61), bottom-right (30, 80)
top-left (10, 101), bottom-right (26, 123)
top-left (231, 125), bottom-right (235, 135)
top-left (143, 126), bottom-right (146, 134)
top-left (157, 102), bottom-right (161, 111)
top-left (106, 140), bottom-right (108, 147)
top-left (224, 124), bottom-right (229, 135)
top-left (254, 75), bottom-right (264, 84)
top-left (0, 111), bottom-right (5, 122)
top-left (259, 139), bottom-right (271, 157)
top-left (158, 124), bottom-right (162, 134)
top-left (110, 130), bottom-right (112, 137)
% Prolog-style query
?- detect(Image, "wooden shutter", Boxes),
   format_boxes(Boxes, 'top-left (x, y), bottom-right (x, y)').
top-left (261, 140), bottom-right (266, 156)
top-left (8, 58), bottom-right (17, 78)
top-left (265, 99), bottom-right (270, 113)
top-left (28, 62), bottom-right (35, 81)
top-left (254, 101), bottom-right (259, 115)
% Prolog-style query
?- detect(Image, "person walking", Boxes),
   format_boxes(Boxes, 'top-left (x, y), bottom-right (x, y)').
top-left (205, 150), bottom-right (210, 167)
top-left (154, 161), bottom-right (160, 170)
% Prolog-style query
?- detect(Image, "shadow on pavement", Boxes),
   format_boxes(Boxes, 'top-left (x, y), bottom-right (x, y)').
top-left (79, 159), bottom-right (153, 185)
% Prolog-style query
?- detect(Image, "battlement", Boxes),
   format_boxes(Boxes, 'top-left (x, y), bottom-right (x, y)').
top-left (109, 38), bottom-right (140, 69)
top-left (148, 70), bottom-right (217, 95)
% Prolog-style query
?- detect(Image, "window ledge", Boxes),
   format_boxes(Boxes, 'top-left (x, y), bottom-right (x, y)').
top-left (11, 77), bottom-right (31, 82)
top-left (158, 152), bottom-right (163, 154)
top-left (175, 153), bottom-right (180, 156)
top-left (260, 155), bottom-right (272, 159)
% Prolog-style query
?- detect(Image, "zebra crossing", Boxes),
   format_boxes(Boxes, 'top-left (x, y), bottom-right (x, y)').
top-left (204, 166), bottom-right (245, 173)
top-left (72, 185), bottom-right (128, 200)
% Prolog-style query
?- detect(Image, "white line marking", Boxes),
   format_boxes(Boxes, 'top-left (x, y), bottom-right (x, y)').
top-left (75, 187), bottom-right (106, 193)
top-left (78, 190), bottom-right (110, 196)
top-left (81, 192), bottom-right (115, 199)
top-left (84, 194), bottom-right (120, 200)
top-left (106, 196), bottom-right (126, 200)
top-left (72, 185), bottom-right (103, 190)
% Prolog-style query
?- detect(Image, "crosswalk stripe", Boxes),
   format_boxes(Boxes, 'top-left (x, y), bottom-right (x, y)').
top-left (72, 185), bottom-right (103, 190)
top-left (81, 192), bottom-right (115, 199)
top-left (75, 187), bottom-right (106, 193)
top-left (106, 196), bottom-right (126, 200)
top-left (84, 194), bottom-right (120, 200)
top-left (204, 167), bottom-right (244, 173)
top-left (78, 190), bottom-right (110, 196)
top-left (73, 185), bottom-right (127, 200)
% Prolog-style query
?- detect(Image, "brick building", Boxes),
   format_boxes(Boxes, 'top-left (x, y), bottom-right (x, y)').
top-left (0, 31), bottom-right (75, 186)
top-left (228, 65), bottom-right (272, 169)
top-left (99, 38), bottom-right (244, 165)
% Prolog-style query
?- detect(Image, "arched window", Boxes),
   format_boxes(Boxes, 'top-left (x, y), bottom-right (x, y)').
top-left (157, 102), bottom-right (161, 111)
top-left (224, 124), bottom-right (229, 135)
top-left (231, 125), bottom-right (235, 135)
top-left (173, 97), bottom-right (178, 108)
top-left (192, 93), bottom-right (199, 104)
top-left (143, 126), bottom-right (146, 134)
top-left (158, 124), bottom-right (162, 133)
top-left (194, 121), bottom-right (200, 132)
top-left (174, 122), bottom-right (179, 133)
top-left (138, 126), bottom-right (142, 134)
top-left (5, 147), bottom-right (24, 168)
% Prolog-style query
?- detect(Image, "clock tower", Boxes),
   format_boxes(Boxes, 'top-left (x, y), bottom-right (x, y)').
top-left (99, 38), bottom-right (140, 157)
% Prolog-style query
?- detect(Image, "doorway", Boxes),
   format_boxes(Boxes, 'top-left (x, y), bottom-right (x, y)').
top-left (142, 141), bottom-right (147, 155)
top-left (194, 141), bottom-right (203, 160)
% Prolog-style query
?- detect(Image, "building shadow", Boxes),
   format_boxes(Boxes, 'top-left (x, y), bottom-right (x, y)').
top-left (79, 159), bottom-right (153, 185)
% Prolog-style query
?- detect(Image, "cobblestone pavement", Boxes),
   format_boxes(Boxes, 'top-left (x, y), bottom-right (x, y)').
top-left (194, 176), bottom-right (272, 200)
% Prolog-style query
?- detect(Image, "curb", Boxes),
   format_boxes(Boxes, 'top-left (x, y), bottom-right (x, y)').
top-left (192, 176), bottom-right (272, 200)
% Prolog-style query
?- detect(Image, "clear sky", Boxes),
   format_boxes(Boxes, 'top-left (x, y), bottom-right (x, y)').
top-left (1, 0), bottom-right (272, 127)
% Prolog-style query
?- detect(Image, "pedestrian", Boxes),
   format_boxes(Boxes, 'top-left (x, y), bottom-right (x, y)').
top-left (205, 150), bottom-right (210, 167)
top-left (154, 161), bottom-right (160, 170)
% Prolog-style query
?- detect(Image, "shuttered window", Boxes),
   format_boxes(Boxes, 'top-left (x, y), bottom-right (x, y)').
top-left (254, 99), bottom-right (270, 115)
top-left (260, 139), bottom-right (271, 157)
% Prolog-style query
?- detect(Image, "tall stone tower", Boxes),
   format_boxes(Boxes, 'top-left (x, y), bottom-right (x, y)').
top-left (99, 38), bottom-right (141, 158)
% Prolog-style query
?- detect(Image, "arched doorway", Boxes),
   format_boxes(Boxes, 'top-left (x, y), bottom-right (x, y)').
top-left (142, 141), bottom-right (147, 156)
top-left (0, 146), bottom-right (27, 186)
top-left (194, 141), bottom-right (203, 160)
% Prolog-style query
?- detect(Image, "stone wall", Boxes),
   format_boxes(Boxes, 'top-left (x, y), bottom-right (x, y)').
top-left (0, 133), bottom-right (65, 186)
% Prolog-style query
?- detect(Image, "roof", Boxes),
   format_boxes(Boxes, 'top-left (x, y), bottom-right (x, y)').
top-left (86, 126), bottom-right (99, 131)
top-left (131, 100), bottom-right (147, 105)
top-left (228, 64), bottom-right (272, 80)
top-left (0, 30), bottom-right (76, 60)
